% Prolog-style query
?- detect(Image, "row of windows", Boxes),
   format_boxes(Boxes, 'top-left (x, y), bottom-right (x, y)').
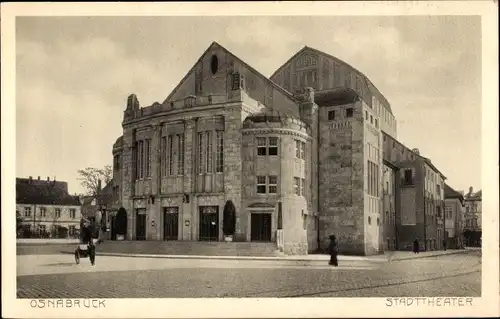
top-left (22, 207), bottom-right (76, 219)
top-left (367, 160), bottom-right (379, 197)
top-left (134, 139), bottom-right (152, 179)
top-left (197, 131), bottom-right (224, 174)
top-left (293, 177), bottom-right (306, 196)
top-left (327, 108), bottom-right (354, 121)
top-left (365, 110), bottom-right (379, 128)
top-left (257, 137), bottom-right (279, 156)
top-left (465, 218), bottom-right (479, 228)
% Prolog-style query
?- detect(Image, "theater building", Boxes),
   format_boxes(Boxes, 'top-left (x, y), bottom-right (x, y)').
top-left (111, 41), bottom-right (425, 255)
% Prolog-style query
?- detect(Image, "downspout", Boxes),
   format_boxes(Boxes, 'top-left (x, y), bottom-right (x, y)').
top-left (316, 104), bottom-right (321, 251)
top-left (423, 182), bottom-right (427, 251)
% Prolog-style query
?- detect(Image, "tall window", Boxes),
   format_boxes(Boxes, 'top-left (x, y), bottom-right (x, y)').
top-left (198, 132), bottom-right (205, 174)
top-left (113, 155), bottom-right (120, 170)
top-left (138, 140), bottom-right (144, 179)
top-left (24, 207), bottom-right (31, 217)
top-left (177, 133), bottom-right (184, 175)
top-left (216, 131), bottom-right (224, 173)
top-left (328, 110), bottom-right (336, 121)
top-left (404, 169), bottom-right (413, 185)
top-left (146, 139), bottom-right (151, 177)
top-left (168, 135), bottom-right (174, 175)
top-left (300, 142), bottom-right (305, 159)
top-left (257, 176), bottom-right (266, 194)
top-left (268, 137), bottom-right (278, 156)
top-left (294, 177), bottom-right (301, 195)
top-left (346, 108), bottom-right (354, 118)
top-left (70, 209), bottom-right (76, 219)
top-left (55, 208), bottom-right (61, 218)
top-left (40, 207), bottom-right (46, 217)
top-left (257, 137), bottom-right (267, 156)
top-left (161, 136), bottom-right (167, 176)
top-left (295, 140), bottom-right (301, 158)
top-left (268, 175), bottom-right (278, 194)
top-left (206, 131), bottom-right (213, 173)
top-left (301, 178), bottom-right (306, 196)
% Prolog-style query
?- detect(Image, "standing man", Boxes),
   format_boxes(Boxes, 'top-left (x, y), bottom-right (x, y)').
top-left (328, 235), bottom-right (339, 267)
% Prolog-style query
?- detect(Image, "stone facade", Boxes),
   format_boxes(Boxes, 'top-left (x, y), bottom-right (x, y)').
top-left (110, 41), bottom-right (448, 255)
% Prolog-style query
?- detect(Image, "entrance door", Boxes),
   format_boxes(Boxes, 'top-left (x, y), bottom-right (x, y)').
top-left (164, 207), bottom-right (179, 240)
top-left (251, 213), bottom-right (272, 241)
top-left (135, 209), bottom-right (146, 240)
top-left (199, 206), bottom-right (219, 241)
top-left (110, 215), bottom-right (116, 240)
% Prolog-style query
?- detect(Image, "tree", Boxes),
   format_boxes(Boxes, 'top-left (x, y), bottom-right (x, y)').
top-left (77, 165), bottom-right (112, 196)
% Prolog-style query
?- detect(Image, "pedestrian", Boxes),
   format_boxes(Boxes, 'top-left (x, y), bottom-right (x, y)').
top-left (413, 238), bottom-right (420, 254)
top-left (328, 235), bottom-right (339, 267)
top-left (79, 217), bottom-right (96, 266)
top-left (443, 239), bottom-right (447, 251)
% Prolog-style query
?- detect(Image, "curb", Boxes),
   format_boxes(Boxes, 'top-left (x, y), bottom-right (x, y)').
top-left (385, 249), bottom-right (474, 262)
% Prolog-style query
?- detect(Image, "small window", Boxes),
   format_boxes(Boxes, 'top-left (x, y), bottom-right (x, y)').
top-left (346, 108), bottom-right (354, 118)
top-left (328, 110), bottom-right (336, 121)
top-left (257, 137), bottom-right (267, 156)
top-left (404, 169), bottom-right (413, 185)
top-left (300, 142), bottom-right (305, 159)
top-left (40, 207), bottom-right (46, 217)
top-left (295, 140), bottom-right (301, 158)
top-left (257, 176), bottom-right (266, 194)
top-left (268, 175), bottom-right (278, 194)
top-left (293, 177), bottom-right (301, 195)
top-left (370, 115), bottom-right (373, 124)
top-left (70, 209), bottom-right (76, 219)
top-left (55, 208), bottom-right (61, 218)
top-left (268, 137), bottom-right (278, 156)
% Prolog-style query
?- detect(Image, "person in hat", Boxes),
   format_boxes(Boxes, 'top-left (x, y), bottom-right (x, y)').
top-left (328, 235), bottom-right (339, 267)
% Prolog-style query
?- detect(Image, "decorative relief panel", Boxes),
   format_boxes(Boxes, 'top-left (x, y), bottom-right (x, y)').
top-left (295, 53), bottom-right (318, 69)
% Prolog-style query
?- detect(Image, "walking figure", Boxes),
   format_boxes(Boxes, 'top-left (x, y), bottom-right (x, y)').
top-left (413, 238), bottom-right (420, 254)
top-left (328, 235), bottom-right (339, 267)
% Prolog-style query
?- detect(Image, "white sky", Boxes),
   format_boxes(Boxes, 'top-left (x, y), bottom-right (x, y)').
top-left (15, 16), bottom-right (481, 195)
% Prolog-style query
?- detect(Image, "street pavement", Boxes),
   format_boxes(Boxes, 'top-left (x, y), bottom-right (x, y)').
top-left (16, 250), bottom-right (481, 298)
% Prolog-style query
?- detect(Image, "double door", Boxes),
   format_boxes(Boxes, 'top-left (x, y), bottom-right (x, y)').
top-left (164, 207), bottom-right (179, 240)
top-left (199, 206), bottom-right (219, 241)
top-left (251, 213), bottom-right (272, 242)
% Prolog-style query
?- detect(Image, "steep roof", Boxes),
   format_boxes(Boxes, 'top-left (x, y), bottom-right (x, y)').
top-left (16, 179), bottom-right (80, 206)
top-left (270, 45), bottom-right (393, 114)
top-left (164, 41), bottom-right (299, 104)
top-left (444, 183), bottom-right (464, 202)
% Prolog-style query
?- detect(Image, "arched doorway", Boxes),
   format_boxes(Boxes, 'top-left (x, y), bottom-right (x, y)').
top-left (113, 207), bottom-right (127, 240)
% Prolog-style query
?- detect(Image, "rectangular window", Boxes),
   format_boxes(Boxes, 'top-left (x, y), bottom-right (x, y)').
top-left (55, 208), bottom-right (61, 218)
top-left (70, 209), bottom-right (76, 219)
top-left (139, 140), bottom-right (144, 179)
top-left (370, 115), bottom-right (373, 124)
top-left (68, 225), bottom-right (76, 237)
top-left (161, 136), bottom-right (166, 176)
top-left (375, 119), bottom-right (379, 128)
top-left (177, 134), bottom-right (184, 175)
top-left (40, 207), bottom-right (46, 217)
top-left (301, 178), bottom-right (306, 196)
top-left (257, 176), bottom-right (266, 194)
top-left (346, 108), bottom-right (354, 118)
top-left (328, 110), bottom-right (336, 121)
top-left (295, 140), bottom-right (301, 158)
top-left (146, 139), bottom-right (151, 177)
top-left (300, 142), bottom-right (305, 159)
top-left (216, 131), bottom-right (224, 173)
top-left (169, 135), bottom-right (175, 175)
top-left (268, 175), bottom-right (278, 194)
top-left (404, 169), bottom-right (413, 185)
top-left (198, 133), bottom-right (204, 173)
top-left (257, 137), bottom-right (267, 156)
top-left (206, 131), bottom-right (213, 173)
top-left (294, 177), bottom-right (300, 195)
top-left (24, 207), bottom-right (31, 217)
top-left (365, 110), bottom-right (368, 120)
top-left (268, 137), bottom-right (278, 156)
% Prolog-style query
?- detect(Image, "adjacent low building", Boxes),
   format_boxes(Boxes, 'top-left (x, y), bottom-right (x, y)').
top-left (16, 176), bottom-right (82, 238)
top-left (444, 183), bottom-right (465, 248)
top-left (463, 186), bottom-right (482, 247)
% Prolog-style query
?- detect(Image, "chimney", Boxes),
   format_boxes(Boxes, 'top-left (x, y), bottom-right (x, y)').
top-left (47, 176), bottom-right (50, 181)
top-left (37, 176), bottom-right (40, 180)
top-left (468, 186), bottom-right (473, 194)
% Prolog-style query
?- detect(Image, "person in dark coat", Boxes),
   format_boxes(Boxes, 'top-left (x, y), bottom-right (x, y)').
top-left (328, 235), bottom-right (339, 266)
top-left (413, 238), bottom-right (420, 254)
top-left (443, 239), bottom-right (447, 251)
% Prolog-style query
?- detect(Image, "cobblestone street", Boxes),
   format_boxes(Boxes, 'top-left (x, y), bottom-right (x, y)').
top-left (17, 250), bottom-right (481, 298)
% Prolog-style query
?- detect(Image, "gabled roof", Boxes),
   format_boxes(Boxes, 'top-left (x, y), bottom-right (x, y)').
top-left (16, 179), bottom-right (80, 206)
top-left (164, 41), bottom-right (299, 104)
top-left (444, 183), bottom-right (464, 202)
top-left (270, 45), bottom-right (393, 114)
top-left (465, 189), bottom-right (482, 200)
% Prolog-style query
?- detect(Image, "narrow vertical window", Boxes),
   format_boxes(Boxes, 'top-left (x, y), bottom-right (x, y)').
top-left (198, 132), bottom-right (205, 173)
top-left (268, 175), bottom-right (278, 194)
top-left (295, 140), bottom-right (301, 158)
top-left (168, 135), bottom-right (174, 176)
top-left (216, 131), bottom-right (224, 173)
top-left (301, 178), bottom-right (305, 196)
top-left (146, 139), bottom-right (151, 177)
top-left (177, 134), bottom-right (184, 175)
top-left (294, 177), bottom-right (300, 195)
top-left (206, 131), bottom-right (213, 173)
top-left (161, 136), bottom-right (166, 176)
top-left (139, 140), bottom-right (144, 179)
top-left (300, 142), bottom-right (306, 159)
top-left (328, 110), bottom-right (335, 121)
top-left (268, 137), bottom-right (278, 156)
top-left (346, 108), bottom-right (353, 118)
top-left (257, 176), bottom-right (266, 194)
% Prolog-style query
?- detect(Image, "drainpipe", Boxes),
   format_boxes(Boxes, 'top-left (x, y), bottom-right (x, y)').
top-left (423, 186), bottom-right (427, 251)
top-left (316, 104), bottom-right (321, 251)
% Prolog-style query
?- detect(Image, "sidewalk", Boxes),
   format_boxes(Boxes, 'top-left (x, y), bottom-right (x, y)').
top-left (92, 248), bottom-right (475, 263)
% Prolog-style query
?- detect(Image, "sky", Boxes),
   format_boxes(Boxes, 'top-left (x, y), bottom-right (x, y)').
top-left (15, 16), bottom-right (482, 195)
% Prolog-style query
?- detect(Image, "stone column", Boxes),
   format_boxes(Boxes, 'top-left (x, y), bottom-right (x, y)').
top-left (183, 118), bottom-right (196, 240)
top-left (149, 124), bottom-right (162, 240)
top-left (121, 128), bottom-right (136, 240)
